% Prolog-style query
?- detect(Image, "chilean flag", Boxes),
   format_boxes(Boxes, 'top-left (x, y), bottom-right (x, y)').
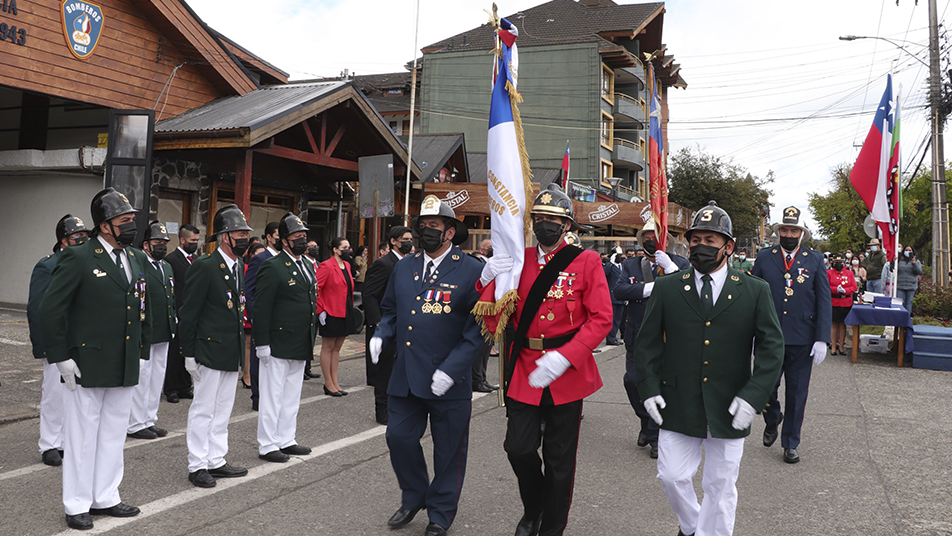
top-left (850, 74), bottom-right (900, 261)
top-left (648, 65), bottom-right (669, 251)
top-left (561, 141), bottom-right (570, 188)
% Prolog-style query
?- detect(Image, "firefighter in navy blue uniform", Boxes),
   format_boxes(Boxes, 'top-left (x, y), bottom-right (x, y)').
top-left (28, 214), bottom-right (89, 467)
top-left (369, 196), bottom-right (484, 536)
top-left (128, 221), bottom-right (177, 440)
top-left (612, 218), bottom-right (689, 459)
top-left (750, 206), bottom-right (832, 464)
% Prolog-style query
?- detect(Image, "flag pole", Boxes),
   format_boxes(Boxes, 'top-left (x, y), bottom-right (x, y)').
top-left (892, 86), bottom-right (902, 300)
top-left (402, 0), bottom-right (421, 226)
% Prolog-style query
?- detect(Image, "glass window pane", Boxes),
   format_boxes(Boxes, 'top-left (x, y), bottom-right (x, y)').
top-left (111, 165), bottom-right (146, 210)
top-left (113, 115), bottom-right (150, 159)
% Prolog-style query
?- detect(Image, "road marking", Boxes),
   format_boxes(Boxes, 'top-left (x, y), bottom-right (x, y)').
top-left (0, 337), bottom-right (28, 346)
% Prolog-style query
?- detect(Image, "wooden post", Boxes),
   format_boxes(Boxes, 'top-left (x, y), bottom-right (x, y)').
top-left (235, 150), bottom-right (253, 217)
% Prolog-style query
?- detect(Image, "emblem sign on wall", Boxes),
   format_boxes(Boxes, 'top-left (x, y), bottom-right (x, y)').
top-left (61, 0), bottom-right (104, 60)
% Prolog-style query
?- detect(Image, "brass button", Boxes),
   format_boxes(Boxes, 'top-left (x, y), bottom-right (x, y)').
top-left (540, 315), bottom-right (545, 320)
top-left (784, 298), bottom-right (788, 303)
top-left (416, 296), bottom-right (421, 301)
top-left (704, 340), bottom-right (710, 346)
top-left (127, 321), bottom-right (131, 325)
top-left (126, 336), bottom-right (130, 340)
top-left (705, 321), bottom-right (710, 327)
top-left (127, 306), bottom-right (131, 310)
top-left (406, 341), bottom-right (411, 347)
top-left (411, 310), bottom-right (416, 315)
top-left (662, 380), bottom-right (666, 385)
top-left (783, 311), bottom-right (787, 315)
top-left (408, 326), bottom-right (413, 331)
top-left (703, 361), bottom-right (709, 365)
top-left (703, 377), bottom-right (708, 382)
top-left (82, 343), bottom-right (85, 347)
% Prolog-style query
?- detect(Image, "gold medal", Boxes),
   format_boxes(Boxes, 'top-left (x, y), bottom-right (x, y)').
top-left (784, 273), bottom-right (792, 280)
top-left (140, 312), bottom-right (146, 321)
top-left (421, 302), bottom-right (431, 313)
top-left (785, 287), bottom-right (794, 296)
top-left (547, 312), bottom-right (555, 321)
top-left (227, 299), bottom-right (234, 309)
top-left (431, 305), bottom-right (441, 314)
top-left (797, 275), bottom-right (805, 284)
top-left (443, 305), bottom-right (451, 313)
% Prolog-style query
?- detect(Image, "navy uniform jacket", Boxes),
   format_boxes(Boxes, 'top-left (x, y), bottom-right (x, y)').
top-left (751, 247), bottom-right (832, 346)
top-left (27, 251), bottom-right (59, 359)
top-left (375, 246), bottom-right (484, 400)
top-left (145, 257), bottom-right (176, 345)
top-left (612, 254), bottom-right (690, 347)
top-left (604, 261), bottom-right (625, 306)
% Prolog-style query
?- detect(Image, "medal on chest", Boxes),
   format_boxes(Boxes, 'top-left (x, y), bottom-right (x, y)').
top-left (442, 291), bottom-right (452, 313)
top-left (226, 290), bottom-right (234, 309)
top-left (137, 279), bottom-right (147, 321)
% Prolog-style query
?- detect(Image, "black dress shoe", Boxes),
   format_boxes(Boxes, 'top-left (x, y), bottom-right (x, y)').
top-left (637, 431), bottom-right (649, 447)
top-left (340, 389), bottom-right (349, 395)
top-left (473, 381), bottom-right (494, 393)
top-left (677, 529), bottom-right (695, 536)
top-left (179, 390), bottom-right (194, 399)
top-left (307, 371), bottom-right (321, 378)
top-left (166, 392), bottom-right (180, 403)
top-left (376, 414), bottom-right (389, 426)
top-left (241, 378), bottom-right (252, 389)
top-left (188, 469), bottom-right (216, 488)
top-left (208, 463), bottom-right (248, 478)
top-left (302, 373), bottom-right (311, 381)
top-left (148, 425), bottom-right (168, 437)
top-left (514, 513), bottom-right (542, 536)
top-left (323, 386), bottom-right (344, 397)
top-left (280, 444), bottom-right (312, 456)
top-left (42, 448), bottom-right (62, 466)
top-left (425, 522), bottom-right (447, 536)
top-left (650, 445), bottom-right (659, 459)
top-left (89, 502), bottom-right (140, 517)
top-left (763, 413), bottom-right (783, 447)
top-left (387, 507), bottom-right (421, 529)
top-left (783, 448), bottom-right (800, 464)
top-left (259, 450), bottom-right (290, 463)
top-left (127, 428), bottom-right (158, 440)
top-left (65, 512), bottom-right (93, 530)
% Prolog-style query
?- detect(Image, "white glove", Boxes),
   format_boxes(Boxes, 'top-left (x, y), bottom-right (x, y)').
top-left (370, 336), bottom-right (383, 365)
top-left (527, 350), bottom-right (571, 388)
top-left (431, 369), bottom-right (454, 396)
top-left (810, 341), bottom-right (827, 365)
top-left (480, 254), bottom-right (514, 286)
top-left (185, 357), bottom-right (202, 382)
top-left (55, 359), bottom-right (82, 391)
top-left (653, 251), bottom-right (679, 274)
top-left (319, 311), bottom-right (327, 326)
top-left (837, 284), bottom-right (846, 295)
top-left (256, 345), bottom-right (272, 367)
top-left (644, 395), bottom-right (666, 426)
top-left (641, 281), bottom-right (655, 298)
top-left (728, 396), bottom-right (757, 430)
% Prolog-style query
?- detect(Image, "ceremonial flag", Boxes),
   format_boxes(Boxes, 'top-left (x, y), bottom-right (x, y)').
top-left (647, 64), bottom-right (669, 251)
top-left (850, 74), bottom-right (901, 261)
top-left (473, 16), bottom-right (534, 338)
top-left (561, 141), bottom-right (570, 188)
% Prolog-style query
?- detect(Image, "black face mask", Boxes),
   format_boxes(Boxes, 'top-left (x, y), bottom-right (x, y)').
top-left (150, 243), bottom-right (168, 260)
top-left (70, 236), bottom-right (88, 247)
top-left (229, 235), bottom-right (249, 257)
top-left (419, 227), bottom-right (446, 254)
top-left (833, 262), bottom-right (844, 270)
top-left (398, 240), bottom-right (413, 255)
top-left (689, 243), bottom-right (726, 274)
top-left (642, 240), bottom-right (657, 255)
top-left (779, 236), bottom-right (800, 251)
top-left (112, 221), bottom-right (137, 248)
top-left (289, 237), bottom-right (308, 256)
top-left (307, 245), bottom-right (319, 259)
top-left (183, 242), bottom-right (198, 255)
top-left (339, 248), bottom-right (353, 260)
top-left (485, 247), bottom-right (494, 258)
top-left (533, 220), bottom-right (564, 247)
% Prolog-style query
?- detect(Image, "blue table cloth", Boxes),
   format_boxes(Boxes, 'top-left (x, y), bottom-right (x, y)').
top-left (845, 304), bottom-right (914, 353)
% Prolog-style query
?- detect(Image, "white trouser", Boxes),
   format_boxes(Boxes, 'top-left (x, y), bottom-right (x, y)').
top-left (62, 385), bottom-right (134, 515)
top-left (186, 366), bottom-right (238, 473)
top-left (128, 342), bottom-right (170, 433)
top-left (657, 429), bottom-right (745, 536)
top-left (38, 359), bottom-right (65, 453)
top-left (257, 358), bottom-right (306, 455)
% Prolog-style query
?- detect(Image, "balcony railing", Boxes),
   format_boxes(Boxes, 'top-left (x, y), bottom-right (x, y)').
top-left (613, 92), bottom-right (645, 123)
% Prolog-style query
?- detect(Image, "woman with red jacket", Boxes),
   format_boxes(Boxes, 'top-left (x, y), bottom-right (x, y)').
top-left (315, 237), bottom-right (354, 396)
top-left (827, 253), bottom-right (857, 356)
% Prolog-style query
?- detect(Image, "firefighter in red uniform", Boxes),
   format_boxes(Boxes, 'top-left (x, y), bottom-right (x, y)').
top-left (476, 184), bottom-right (612, 536)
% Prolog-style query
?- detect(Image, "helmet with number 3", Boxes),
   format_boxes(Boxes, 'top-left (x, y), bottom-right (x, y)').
top-left (686, 200), bottom-right (733, 241)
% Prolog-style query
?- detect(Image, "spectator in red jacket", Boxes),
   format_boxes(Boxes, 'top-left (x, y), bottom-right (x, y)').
top-left (315, 237), bottom-right (354, 396)
top-left (827, 253), bottom-right (857, 356)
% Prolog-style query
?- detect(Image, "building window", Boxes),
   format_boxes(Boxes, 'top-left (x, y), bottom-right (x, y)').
top-left (601, 160), bottom-right (613, 182)
top-left (389, 121), bottom-right (398, 133)
top-left (601, 64), bottom-right (614, 104)
top-left (639, 137), bottom-right (646, 156)
top-left (637, 174), bottom-right (646, 198)
top-left (601, 111), bottom-right (613, 149)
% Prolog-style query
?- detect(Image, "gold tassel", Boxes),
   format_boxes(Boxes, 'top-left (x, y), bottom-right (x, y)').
top-left (472, 289), bottom-right (520, 343)
top-left (505, 79), bottom-right (535, 244)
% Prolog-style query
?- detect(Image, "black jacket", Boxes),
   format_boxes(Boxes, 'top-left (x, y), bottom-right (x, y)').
top-left (362, 251), bottom-right (401, 325)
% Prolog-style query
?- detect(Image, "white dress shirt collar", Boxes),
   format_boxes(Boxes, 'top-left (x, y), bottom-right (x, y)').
top-left (424, 245), bottom-right (453, 270)
top-left (694, 262), bottom-right (729, 305)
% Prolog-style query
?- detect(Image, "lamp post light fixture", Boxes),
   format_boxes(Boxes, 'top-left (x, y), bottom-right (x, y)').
top-left (606, 177), bottom-right (622, 202)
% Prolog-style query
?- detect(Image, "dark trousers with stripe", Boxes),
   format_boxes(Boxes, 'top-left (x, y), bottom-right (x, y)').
top-left (763, 344), bottom-right (813, 449)
top-left (624, 345), bottom-right (659, 447)
top-left (505, 389), bottom-right (583, 536)
top-left (387, 394), bottom-right (471, 529)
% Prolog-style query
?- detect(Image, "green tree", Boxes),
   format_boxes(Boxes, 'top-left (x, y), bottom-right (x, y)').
top-left (667, 147), bottom-right (773, 241)
top-left (807, 163), bottom-right (868, 253)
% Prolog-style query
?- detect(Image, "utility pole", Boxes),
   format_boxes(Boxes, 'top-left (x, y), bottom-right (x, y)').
top-left (929, 0), bottom-right (950, 285)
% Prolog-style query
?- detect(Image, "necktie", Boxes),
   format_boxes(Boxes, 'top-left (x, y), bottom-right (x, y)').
top-left (187, 254), bottom-right (194, 263)
top-left (651, 263), bottom-right (659, 278)
top-left (426, 260), bottom-right (435, 281)
top-left (786, 254), bottom-right (792, 264)
top-left (232, 264), bottom-right (239, 291)
top-left (114, 250), bottom-right (128, 285)
top-left (154, 260), bottom-right (164, 279)
top-left (298, 260), bottom-right (311, 283)
top-left (701, 274), bottom-right (714, 315)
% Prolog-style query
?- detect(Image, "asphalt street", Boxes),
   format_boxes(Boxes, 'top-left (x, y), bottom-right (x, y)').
top-left (0, 304), bottom-right (950, 536)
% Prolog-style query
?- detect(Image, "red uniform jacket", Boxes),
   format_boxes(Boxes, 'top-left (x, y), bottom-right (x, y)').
top-left (827, 267), bottom-right (857, 307)
top-left (478, 243), bottom-right (611, 405)
top-left (316, 257), bottom-right (353, 318)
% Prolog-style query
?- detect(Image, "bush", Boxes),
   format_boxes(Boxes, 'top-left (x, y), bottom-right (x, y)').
top-left (912, 280), bottom-right (952, 322)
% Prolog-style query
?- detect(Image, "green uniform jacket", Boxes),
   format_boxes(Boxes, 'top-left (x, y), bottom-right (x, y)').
top-left (144, 256), bottom-right (176, 345)
top-left (634, 266), bottom-right (784, 439)
top-left (731, 258), bottom-right (753, 274)
top-left (27, 251), bottom-right (59, 359)
top-left (178, 249), bottom-right (245, 371)
top-left (252, 251), bottom-right (318, 360)
top-left (39, 238), bottom-right (152, 388)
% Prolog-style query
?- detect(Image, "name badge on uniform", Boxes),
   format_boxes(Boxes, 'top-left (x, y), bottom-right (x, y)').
top-left (93, 268), bottom-right (107, 277)
top-left (288, 278), bottom-right (297, 286)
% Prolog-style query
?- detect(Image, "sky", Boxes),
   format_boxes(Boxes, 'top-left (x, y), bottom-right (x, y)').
top-left (184, 0), bottom-right (951, 236)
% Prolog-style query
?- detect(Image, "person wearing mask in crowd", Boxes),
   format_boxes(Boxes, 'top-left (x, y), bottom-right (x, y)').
top-left (468, 237), bottom-right (500, 392)
top-left (362, 226), bottom-right (413, 424)
top-left (241, 242), bottom-right (267, 389)
top-left (354, 245), bottom-right (368, 292)
top-left (164, 224), bottom-right (200, 404)
top-left (127, 222), bottom-right (177, 441)
top-left (244, 221), bottom-right (281, 411)
top-left (369, 196), bottom-right (484, 536)
top-left (40, 188), bottom-right (152, 530)
top-left (180, 204), bottom-right (252, 488)
top-left (316, 237), bottom-right (355, 396)
top-left (893, 245), bottom-right (923, 314)
top-left (476, 184), bottom-right (612, 536)
top-left (604, 247), bottom-right (626, 346)
top-left (613, 218), bottom-right (690, 459)
top-left (863, 239), bottom-right (887, 293)
top-left (845, 249), bottom-right (854, 264)
top-left (634, 244), bottom-right (646, 257)
top-left (635, 201), bottom-right (783, 536)
top-left (827, 253), bottom-right (857, 356)
top-left (751, 206), bottom-right (831, 464)
top-left (302, 239), bottom-right (322, 382)
top-left (28, 214), bottom-right (89, 467)
top-left (823, 252), bottom-right (831, 270)
top-left (625, 247), bottom-right (636, 259)
top-left (854, 253), bottom-right (867, 292)
top-left (731, 250), bottom-right (753, 274)
top-left (253, 213), bottom-right (318, 463)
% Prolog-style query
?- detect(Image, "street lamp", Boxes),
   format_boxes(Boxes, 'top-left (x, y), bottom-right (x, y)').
top-left (606, 177), bottom-right (621, 202)
top-left (840, 23), bottom-right (950, 286)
